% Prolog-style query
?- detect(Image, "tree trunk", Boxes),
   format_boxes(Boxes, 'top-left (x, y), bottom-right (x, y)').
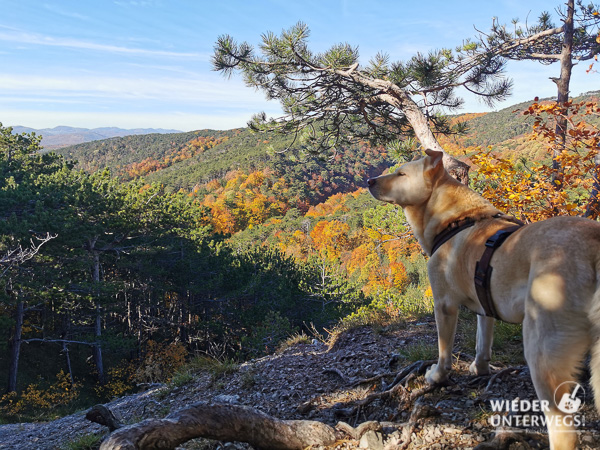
top-left (552, 0), bottom-right (575, 189)
top-left (92, 246), bottom-right (101, 283)
top-left (94, 304), bottom-right (105, 385)
top-left (93, 403), bottom-right (338, 450)
top-left (351, 72), bottom-right (471, 184)
top-left (7, 300), bottom-right (24, 393)
top-left (179, 292), bottom-right (188, 345)
top-left (62, 341), bottom-right (75, 388)
top-left (91, 248), bottom-right (105, 385)
top-left (399, 92), bottom-right (470, 183)
top-left (126, 291), bottom-right (132, 334)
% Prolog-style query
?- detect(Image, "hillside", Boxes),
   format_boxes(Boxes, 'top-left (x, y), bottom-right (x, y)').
top-left (11, 126), bottom-right (182, 149)
top-left (53, 129), bottom-right (224, 173)
top-left (48, 95), bottom-right (558, 208)
top-left (454, 91), bottom-right (600, 150)
top-left (54, 127), bottom-right (392, 209)
top-left (52, 91), bottom-right (600, 189)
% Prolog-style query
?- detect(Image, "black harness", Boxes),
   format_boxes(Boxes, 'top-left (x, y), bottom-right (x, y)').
top-left (431, 214), bottom-right (524, 320)
top-left (430, 218), bottom-right (477, 256)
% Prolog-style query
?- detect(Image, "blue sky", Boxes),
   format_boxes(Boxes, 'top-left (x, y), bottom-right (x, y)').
top-left (1, 0), bottom-right (598, 131)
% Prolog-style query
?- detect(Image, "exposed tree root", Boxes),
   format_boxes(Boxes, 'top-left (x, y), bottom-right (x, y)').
top-left (335, 420), bottom-right (381, 440)
top-left (334, 359), bottom-right (438, 432)
top-left (350, 371), bottom-right (397, 388)
top-left (484, 367), bottom-right (523, 393)
top-left (90, 402), bottom-right (340, 450)
top-left (474, 427), bottom-right (548, 450)
top-left (389, 360), bottom-right (436, 389)
top-left (348, 359), bottom-right (435, 414)
top-left (322, 367), bottom-right (351, 384)
top-left (398, 398), bottom-right (440, 450)
top-left (85, 404), bottom-right (123, 432)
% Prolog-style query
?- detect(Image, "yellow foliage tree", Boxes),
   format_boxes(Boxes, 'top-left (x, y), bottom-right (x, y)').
top-left (471, 99), bottom-right (600, 222)
top-left (310, 220), bottom-right (350, 260)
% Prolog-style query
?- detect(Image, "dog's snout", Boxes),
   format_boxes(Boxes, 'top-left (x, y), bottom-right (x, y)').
top-left (367, 178), bottom-right (376, 187)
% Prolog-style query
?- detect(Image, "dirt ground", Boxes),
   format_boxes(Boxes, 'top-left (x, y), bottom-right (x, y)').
top-left (1, 316), bottom-right (598, 449)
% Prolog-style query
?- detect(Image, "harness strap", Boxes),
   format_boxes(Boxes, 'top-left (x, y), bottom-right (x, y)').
top-left (430, 218), bottom-right (476, 255)
top-left (474, 225), bottom-right (522, 320)
top-left (430, 213), bottom-right (524, 257)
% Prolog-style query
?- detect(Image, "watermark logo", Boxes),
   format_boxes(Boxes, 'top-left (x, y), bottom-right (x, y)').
top-left (488, 382), bottom-right (586, 430)
top-left (555, 381), bottom-right (584, 414)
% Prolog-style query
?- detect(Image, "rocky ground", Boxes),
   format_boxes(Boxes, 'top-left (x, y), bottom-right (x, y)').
top-left (0, 317), bottom-right (598, 449)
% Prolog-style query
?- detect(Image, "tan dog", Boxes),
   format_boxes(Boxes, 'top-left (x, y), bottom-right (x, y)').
top-left (368, 149), bottom-right (600, 450)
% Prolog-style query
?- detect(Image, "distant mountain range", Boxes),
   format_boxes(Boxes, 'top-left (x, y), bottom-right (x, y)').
top-left (11, 125), bottom-right (183, 149)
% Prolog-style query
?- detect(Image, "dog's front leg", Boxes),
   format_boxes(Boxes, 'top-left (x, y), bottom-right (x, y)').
top-left (469, 315), bottom-right (494, 375)
top-left (425, 300), bottom-right (458, 385)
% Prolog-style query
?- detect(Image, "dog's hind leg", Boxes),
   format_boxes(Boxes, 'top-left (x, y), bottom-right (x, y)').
top-left (470, 315), bottom-right (494, 375)
top-left (588, 289), bottom-right (600, 412)
top-left (523, 312), bottom-right (589, 450)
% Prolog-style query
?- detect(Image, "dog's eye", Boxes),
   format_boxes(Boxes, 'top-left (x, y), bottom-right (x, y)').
top-left (397, 172), bottom-right (405, 177)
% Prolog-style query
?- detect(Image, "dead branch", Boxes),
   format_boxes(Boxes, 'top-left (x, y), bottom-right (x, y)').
top-left (350, 371), bottom-right (397, 388)
top-left (398, 398), bottom-right (440, 450)
top-left (23, 338), bottom-right (98, 347)
top-left (92, 402), bottom-right (339, 450)
top-left (347, 360), bottom-right (436, 417)
top-left (473, 427), bottom-right (548, 450)
top-left (322, 367), bottom-right (351, 384)
top-left (86, 405), bottom-right (123, 432)
top-left (0, 233), bottom-right (56, 277)
top-left (484, 367), bottom-right (522, 393)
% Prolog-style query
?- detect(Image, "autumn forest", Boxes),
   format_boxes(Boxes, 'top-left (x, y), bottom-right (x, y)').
top-left (0, 85), bottom-right (599, 423)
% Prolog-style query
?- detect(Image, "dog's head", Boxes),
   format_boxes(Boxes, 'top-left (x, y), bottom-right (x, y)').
top-left (367, 149), bottom-right (445, 207)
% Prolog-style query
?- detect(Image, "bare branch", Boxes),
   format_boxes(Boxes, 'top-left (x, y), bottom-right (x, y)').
top-left (23, 338), bottom-right (98, 347)
top-left (0, 233), bottom-right (57, 278)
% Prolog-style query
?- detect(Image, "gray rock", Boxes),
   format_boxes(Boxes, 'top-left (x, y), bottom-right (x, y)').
top-left (359, 430), bottom-right (384, 450)
top-left (213, 394), bottom-right (240, 404)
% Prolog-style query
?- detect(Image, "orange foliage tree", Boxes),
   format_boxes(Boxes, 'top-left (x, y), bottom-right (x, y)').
top-left (471, 99), bottom-right (600, 222)
top-left (197, 169), bottom-right (291, 234)
top-left (309, 220), bottom-right (350, 260)
top-left (123, 136), bottom-right (229, 178)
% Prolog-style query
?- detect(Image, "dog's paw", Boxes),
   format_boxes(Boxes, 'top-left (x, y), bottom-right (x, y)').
top-left (469, 360), bottom-right (491, 376)
top-left (425, 363), bottom-right (448, 385)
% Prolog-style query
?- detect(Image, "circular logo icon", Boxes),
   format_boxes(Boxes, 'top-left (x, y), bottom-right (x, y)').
top-left (554, 381), bottom-right (585, 414)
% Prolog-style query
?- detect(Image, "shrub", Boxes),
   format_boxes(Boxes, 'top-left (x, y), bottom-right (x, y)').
top-left (241, 310), bottom-right (295, 357)
top-left (0, 370), bottom-right (81, 420)
top-left (61, 433), bottom-right (103, 450)
top-left (95, 361), bottom-right (137, 400)
top-left (133, 340), bottom-right (188, 384)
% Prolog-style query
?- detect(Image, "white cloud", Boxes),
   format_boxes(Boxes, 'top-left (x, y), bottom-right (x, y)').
top-left (0, 73), bottom-right (269, 106)
top-left (0, 26), bottom-right (205, 59)
top-left (42, 3), bottom-right (90, 21)
top-left (114, 0), bottom-right (162, 7)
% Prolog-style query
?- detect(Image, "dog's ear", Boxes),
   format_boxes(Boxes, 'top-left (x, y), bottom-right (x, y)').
top-left (425, 149), bottom-right (443, 168)
top-left (424, 149), bottom-right (445, 178)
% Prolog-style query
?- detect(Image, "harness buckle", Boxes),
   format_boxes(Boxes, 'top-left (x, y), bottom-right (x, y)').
top-left (485, 231), bottom-right (503, 248)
